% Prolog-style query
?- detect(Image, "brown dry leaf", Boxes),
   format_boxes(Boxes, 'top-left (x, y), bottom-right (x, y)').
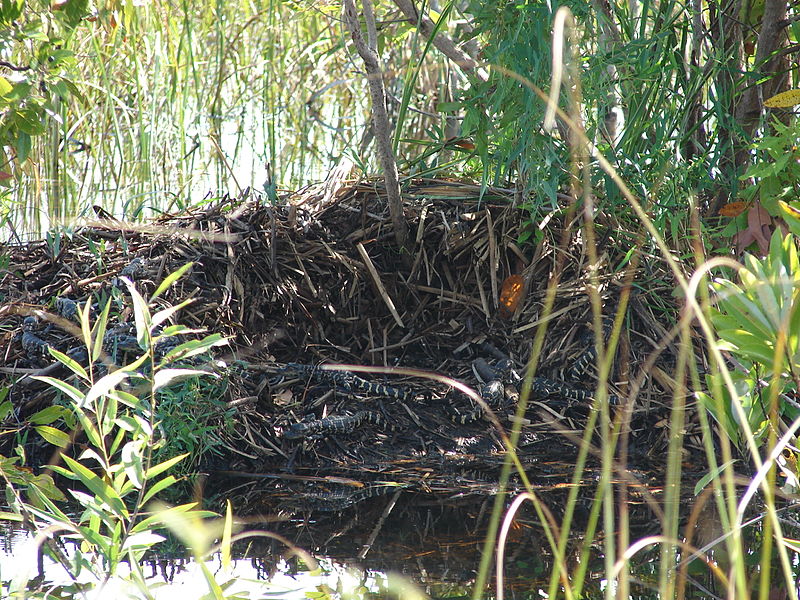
top-left (747, 201), bottom-right (773, 254)
top-left (718, 201), bottom-right (750, 217)
top-left (275, 389), bottom-right (294, 404)
top-left (733, 202), bottom-right (775, 254)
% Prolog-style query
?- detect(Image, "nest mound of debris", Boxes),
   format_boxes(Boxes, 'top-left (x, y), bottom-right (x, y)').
top-left (3, 178), bottom-right (696, 513)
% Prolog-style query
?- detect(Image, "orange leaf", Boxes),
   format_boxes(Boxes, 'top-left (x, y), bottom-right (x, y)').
top-left (719, 201), bottom-right (749, 217)
top-left (498, 274), bottom-right (524, 318)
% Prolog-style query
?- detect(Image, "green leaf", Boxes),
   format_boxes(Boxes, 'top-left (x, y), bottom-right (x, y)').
top-left (0, 399), bottom-right (12, 422)
top-left (158, 334), bottom-right (228, 366)
top-left (151, 263), bottom-right (194, 301)
top-left (73, 408), bottom-right (103, 449)
top-left (13, 108), bottom-right (46, 136)
top-left (60, 454), bottom-right (129, 518)
top-left (108, 426), bottom-right (127, 457)
top-left (151, 298), bottom-right (195, 330)
top-left (0, 76), bottom-right (12, 98)
top-left (81, 370), bottom-right (130, 410)
top-left (694, 459), bottom-right (738, 495)
top-left (130, 502), bottom-right (214, 534)
top-left (90, 299), bottom-right (110, 364)
top-left (145, 453), bottom-right (188, 480)
top-left (142, 475), bottom-right (178, 505)
top-left (436, 101), bottom-right (461, 112)
top-left (121, 277), bottom-right (152, 347)
top-left (121, 440), bottom-right (145, 490)
top-left (47, 347), bottom-right (88, 380)
top-left (0, 0), bottom-right (23, 23)
top-left (31, 376), bottom-right (84, 404)
top-left (27, 405), bottom-right (68, 425)
top-left (35, 425), bottom-right (70, 448)
top-left (13, 129), bottom-right (30, 162)
top-left (779, 201), bottom-right (800, 237)
top-left (28, 473), bottom-right (66, 502)
top-left (153, 368), bottom-right (205, 392)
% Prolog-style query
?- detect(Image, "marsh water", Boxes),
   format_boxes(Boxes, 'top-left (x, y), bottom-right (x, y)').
top-left (7, 474), bottom-right (790, 600)
top-left (1, 491), bottom-right (669, 599)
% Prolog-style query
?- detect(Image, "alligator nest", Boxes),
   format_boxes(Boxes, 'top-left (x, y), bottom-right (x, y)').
top-left (1, 177), bottom-right (700, 516)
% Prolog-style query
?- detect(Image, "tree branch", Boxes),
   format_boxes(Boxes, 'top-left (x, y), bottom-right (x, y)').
top-left (343, 0), bottom-right (409, 252)
top-left (390, 0), bottom-right (488, 82)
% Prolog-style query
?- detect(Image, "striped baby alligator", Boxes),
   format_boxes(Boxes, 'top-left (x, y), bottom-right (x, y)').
top-left (282, 362), bottom-right (415, 400)
top-left (450, 320), bottom-right (619, 424)
top-left (282, 483), bottom-right (408, 512)
top-left (283, 410), bottom-right (387, 439)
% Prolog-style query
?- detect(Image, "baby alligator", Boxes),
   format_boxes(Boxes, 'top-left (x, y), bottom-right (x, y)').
top-left (283, 362), bottom-right (414, 401)
top-left (452, 347), bottom-right (619, 424)
top-left (282, 483), bottom-right (408, 512)
top-left (284, 410), bottom-right (386, 439)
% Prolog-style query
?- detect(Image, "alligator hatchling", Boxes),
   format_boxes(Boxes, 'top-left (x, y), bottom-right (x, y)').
top-left (275, 321), bottom-right (618, 438)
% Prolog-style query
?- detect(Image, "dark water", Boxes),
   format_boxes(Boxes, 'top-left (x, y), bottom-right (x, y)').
top-left (6, 488), bottom-right (770, 600)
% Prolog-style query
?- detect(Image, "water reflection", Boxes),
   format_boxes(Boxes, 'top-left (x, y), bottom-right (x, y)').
top-left (3, 491), bottom-right (800, 599)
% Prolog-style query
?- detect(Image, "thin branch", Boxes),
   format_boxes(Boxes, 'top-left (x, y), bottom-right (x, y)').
top-left (343, 0), bottom-right (409, 252)
top-left (390, 0), bottom-right (488, 81)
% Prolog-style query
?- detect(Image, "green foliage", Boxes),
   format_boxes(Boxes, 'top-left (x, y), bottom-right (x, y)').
top-left (0, 267), bottom-right (239, 597)
top-left (0, 0), bottom-right (88, 168)
top-left (153, 374), bottom-right (236, 475)
top-left (461, 0), bottom-right (568, 200)
top-left (741, 120), bottom-right (800, 215)
top-left (704, 231), bottom-right (800, 446)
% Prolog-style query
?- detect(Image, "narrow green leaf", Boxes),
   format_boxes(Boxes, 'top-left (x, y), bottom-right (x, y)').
top-left (151, 297), bottom-right (195, 330)
top-left (694, 459), bottom-right (738, 495)
top-left (31, 376), bottom-right (84, 404)
top-left (61, 454), bottom-right (129, 518)
top-left (81, 370), bottom-right (130, 410)
top-left (145, 453), bottom-right (188, 479)
top-left (158, 334), bottom-right (228, 366)
top-left (46, 347), bottom-right (88, 380)
top-left (34, 425), bottom-right (70, 448)
top-left (108, 427), bottom-right (127, 457)
top-left (151, 263), bottom-right (194, 301)
top-left (153, 368), bottom-right (204, 392)
top-left (199, 560), bottom-right (226, 598)
top-left (0, 76), bottom-right (12, 97)
top-left (27, 405), bottom-right (69, 425)
top-left (91, 298), bottom-right (112, 364)
top-left (16, 131), bottom-right (31, 162)
top-left (130, 502), bottom-right (211, 534)
top-left (122, 277), bottom-right (152, 347)
top-left (142, 475), bottom-right (178, 504)
top-left (80, 297), bottom-right (93, 351)
top-left (121, 440), bottom-right (145, 490)
top-left (28, 473), bottom-right (66, 502)
top-left (74, 408), bottom-right (103, 448)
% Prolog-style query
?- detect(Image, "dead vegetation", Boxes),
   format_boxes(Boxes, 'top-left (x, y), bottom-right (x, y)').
top-left (1, 177), bottom-right (699, 514)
